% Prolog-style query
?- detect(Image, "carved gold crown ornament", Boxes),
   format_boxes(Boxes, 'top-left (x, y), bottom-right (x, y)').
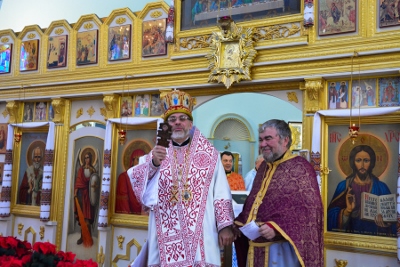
top-left (206, 16), bottom-right (257, 89)
top-left (349, 51), bottom-right (361, 144)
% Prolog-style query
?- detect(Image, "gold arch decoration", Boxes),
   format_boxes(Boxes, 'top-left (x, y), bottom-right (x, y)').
top-left (206, 17), bottom-right (257, 89)
top-left (112, 238), bottom-right (143, 267)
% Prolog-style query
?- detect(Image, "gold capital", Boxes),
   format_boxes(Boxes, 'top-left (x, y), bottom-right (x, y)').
top-left (51, 98), bottom-right (66, 123)
top-left (6, 101), bottom-right (20, 123)
top-left (103, 94), bottom-right (119, 120)
top-left (300, 78), bottom-right (325, 113)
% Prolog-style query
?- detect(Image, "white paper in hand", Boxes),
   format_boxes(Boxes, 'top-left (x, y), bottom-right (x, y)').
top-left (239, 221), bottom-right (261, 240)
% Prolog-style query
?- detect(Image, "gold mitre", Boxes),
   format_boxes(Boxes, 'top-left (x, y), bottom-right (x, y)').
top-left (160, 89), bottom-right (196, 120)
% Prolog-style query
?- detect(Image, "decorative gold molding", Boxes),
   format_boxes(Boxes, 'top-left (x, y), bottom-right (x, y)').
top-left (286, 92), bottom-right (298, 103)
top-left (254, 23), bottom-right (301, 42)
top-left (103, 94), bottom-right (119, 120)
top-left (83, 22), bottom-right (94, 30)
top-left (300, 78), bottom-right (325, 113)
top-left (97, 246), bottom-right (105, 266)
top-left (87, 106), bottom-right (95, 117)
top-left (27, 33), bottom-right (36, 39)
top-left (6, 101), bottom-right (20, 124)
top-left (24, 226), bottom-right (36, 243)
top-left (335, 259), bottom-right (348, 267)
top-left (206, 18), bottom-right (257, 89)
top-left (1, 37), bottom-right (9, 43)
top-left (115, 17), bottom-right (127, 24)
top-left (179, 35), bottom-right (211, 50)
top-left (2, 108), bottom-right (9, 118)
top-left (100, 107), bottom-right (107, 118)
top-left (54, 28), bottom-right (64, 35)
top-left (39, 226), bottom-right (45, 240)
top-left (51, 98), bottom-right (66, 123)
top-left (18, 223), bottom-right (24, 235)
top-left (76, 108), bottom-right (83, 118)
top-left (112, 238), bottom-right (142, 267)
top-left (150, 10), bottom-right (162, 18)
top-left (117, 235), bottom-right (125, 249)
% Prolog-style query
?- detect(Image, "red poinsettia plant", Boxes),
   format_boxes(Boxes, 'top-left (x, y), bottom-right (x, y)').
top-left (0, 236), bottom-right (98, 267)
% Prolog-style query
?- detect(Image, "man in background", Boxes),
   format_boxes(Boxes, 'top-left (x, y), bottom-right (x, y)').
top-left (243, 154), bottom-right (264, 191)
top-left (221, 151), bottom-right (245, 191)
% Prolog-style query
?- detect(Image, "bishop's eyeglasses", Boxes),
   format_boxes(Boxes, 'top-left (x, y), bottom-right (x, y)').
top-left (167, 115), bottom-right (191, 123)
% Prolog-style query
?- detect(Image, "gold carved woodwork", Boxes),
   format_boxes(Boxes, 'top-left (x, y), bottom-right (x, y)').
top-left (103, 94), bottom-right (119, 120)
top-left (27, 33), bottom-right (36, 39)
top-left (54, 28), bottom-right (64, 35)
top-left (117, 235), bottom-right (125, 249)
top-left (18, 223), bottom-right (24, 235)
top-left (286, 92), bottom-right (298, 103)
top-left (6, 101), bottom-right (20, 123)
top-left (320, 166), bottom-right (332, 175)
top-left (1, 37), bottom-right (9, 43)
top-left (115, 17), bottom-right (126, 24)
top-left (83, 23), bottom-right (94, 30)
top-left (301, 78), bottom-right (325, 113)
top-left (76, 108), bottom-right (83, 118)
top-left (206, 18), bottom-right (257, 89)
top-left (100, 107), bottom-right (107, 118)
top-left (87, 106), bottom-right (95, 117)
top-left (2, 108), bottom-right (9, 118)
top-left (254, 23), bottom-right (301, 41)
top-left (97, 246), bottom-right (105, 266)
top-left (179, 35), bottom-right (211, 50)
top-left (335, 259), bottom-right (348, 267)
top-left (39, 226), bottom-right (45, 240)
top-left (51, 98), bottom-right (66, 123)
top-left (24, 226), bottom-right (36, 244)
top-left (150, 11), bottom-right (162, 18)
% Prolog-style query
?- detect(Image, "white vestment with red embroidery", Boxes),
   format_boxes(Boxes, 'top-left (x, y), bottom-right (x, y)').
top-left (129, 128), bottom-right (234, 267)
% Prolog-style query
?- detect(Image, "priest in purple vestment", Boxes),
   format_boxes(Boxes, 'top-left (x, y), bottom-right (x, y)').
top-left (234, 119), bottom-right (323, 267)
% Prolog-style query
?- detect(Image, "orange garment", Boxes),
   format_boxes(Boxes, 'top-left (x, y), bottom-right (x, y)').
top-left (226, 172), bottom-right (245, 191)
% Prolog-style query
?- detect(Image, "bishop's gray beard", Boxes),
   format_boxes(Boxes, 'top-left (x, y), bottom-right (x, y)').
top-left (171, 129), bottom-right (189, 141)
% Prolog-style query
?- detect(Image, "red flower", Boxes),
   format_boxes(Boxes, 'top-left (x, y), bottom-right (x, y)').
top-left (33, 241), bottom-right (57, 255)
top-left (74, 258), bottom-right (98, 267)
top-left (56, 261), bottom-right (74, 267)
top-left (56, 250), bottom-right (76, 262)
top-left (0, 255), bottom-right (23, 267)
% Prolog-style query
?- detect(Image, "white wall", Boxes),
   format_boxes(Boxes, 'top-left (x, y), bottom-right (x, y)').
top-left (0, 0), bottom-right (167, 32)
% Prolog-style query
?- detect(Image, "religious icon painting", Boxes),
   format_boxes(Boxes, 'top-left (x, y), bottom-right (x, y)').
top-left (326, 123), bottom-right (400, 238)
top-left (47, 35), bottom-right (68, 68)
top-left (351, 78), bottom-right (377, 108)
top-left (49, 103), bottom-right (55, 121)
top-left (108, 24), bottom-right (131, 61)
top-left (115, 137), bottom-right (152, 215)
top-left (142, 19), bottom-right (167, 57)
top-left (17, 132), bottom-right (47, 206)
top-left (0, 123), bottom-right (7, 154)
top-left (378, 76), bottom-right (400, 107)
top-left (318, 0), bottom-right (357, 36)
top-left (20, 39), bottom-right (39, 71)
top-left (327, 81), bottom-right (349, 109)
top-left (0, 44), bottom-right (12, 74)
top-left (23, 102), bottom-right (35, 122)
top-left (34, 102), bottom-right (48, 122)
top-left (150, 94), bottom-right (163, 117)
top-left (134, 94), bottom-right (150, 117)
top-left (378, 0), bottom-right (400, 28)
top-left (120, 96), bottom-right (133, 117)
top-left (76, 30), bottom-right (98, 65)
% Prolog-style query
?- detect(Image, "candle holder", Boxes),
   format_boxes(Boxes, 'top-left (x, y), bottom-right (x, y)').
top-left (348, 124), bottom-right (359, 144)
top-left (118, 129), bottom-right (127, 145)
top-left (14, 132), bottom-right (22, 143)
